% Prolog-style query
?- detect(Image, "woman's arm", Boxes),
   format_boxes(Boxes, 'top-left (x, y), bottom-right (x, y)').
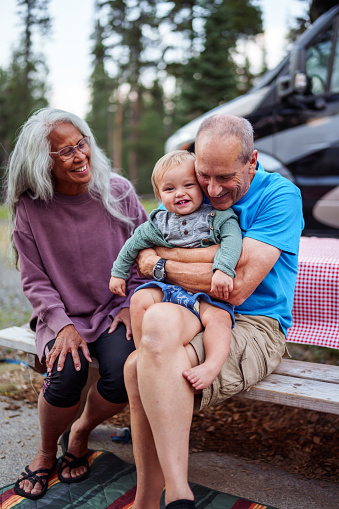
top-left (14, 202), bottom-right (91, 369)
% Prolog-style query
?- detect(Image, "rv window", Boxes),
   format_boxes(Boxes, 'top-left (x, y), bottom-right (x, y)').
top-left (306, 24), bottom-right (334, 95)
top-left (330, 27), bottom-right (339, 92)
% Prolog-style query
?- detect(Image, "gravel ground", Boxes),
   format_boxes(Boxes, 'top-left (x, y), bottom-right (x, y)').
top-left (0, 227), bottom-right (32, 328)
top-left (0, 222), bottom-right (338, 508)
top-left (0, 397), bottom-right (338, 509)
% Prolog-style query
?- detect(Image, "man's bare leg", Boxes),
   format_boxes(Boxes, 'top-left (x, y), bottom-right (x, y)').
top-left (124, 351), bottom-right (165, 509)
top-left (136, 302), bottom-right (202, 506)
top-left (130, 288), bottom-right (164, 348)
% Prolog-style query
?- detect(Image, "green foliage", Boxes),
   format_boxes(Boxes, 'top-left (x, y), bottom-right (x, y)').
top-left (0, 0), bottom-right (51, 171)
top-left (130, 81), bottom-right (167, 195)
top-left (286, 0), bottom-right (338, 43)
top-left (172, 0), bottom-right (263, 127)
top-left (0, 205), bottom-right (8, 220)
top-left (87, 0), bottom-right (266, 193)
top-left (86, 15), bottom-right (116, 159)
top-left (287, 343), bottom-right (339, 366)
top-left (140, 198), bottom-right (158, 214)
top-left (0, 309), bottom-right (32, 330)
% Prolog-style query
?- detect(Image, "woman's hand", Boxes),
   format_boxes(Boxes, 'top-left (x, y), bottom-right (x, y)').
top-left (109, 307), bottom-right (132, 340)
top-left (46, 324), bottom-right (92, 373)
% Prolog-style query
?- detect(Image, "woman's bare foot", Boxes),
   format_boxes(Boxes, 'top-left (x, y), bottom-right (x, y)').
top-left (17, 448), bottom-right (57, 497)
top-left (183, 362), bottom-right (218, 390)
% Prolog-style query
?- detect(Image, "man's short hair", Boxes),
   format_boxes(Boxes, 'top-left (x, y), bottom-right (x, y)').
top-left (196, 114), bottom-right (254, 165)
top-left (151, 150), bottom-right (196, 201)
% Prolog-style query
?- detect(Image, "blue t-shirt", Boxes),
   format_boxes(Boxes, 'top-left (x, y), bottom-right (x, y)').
top-left (160, 162), bottom-right (304, 335)
top-left (231, 163), bottom-right (304, 335)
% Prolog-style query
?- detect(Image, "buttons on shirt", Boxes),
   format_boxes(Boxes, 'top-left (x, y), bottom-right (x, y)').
top-left (182, 220), bottom-right (187, 225)
top-left (210, 212), bottom-right (215, 217)
top-left (184, 230), bottom-right (188, 235)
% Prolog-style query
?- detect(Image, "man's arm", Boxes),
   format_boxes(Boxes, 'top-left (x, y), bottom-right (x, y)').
top-left (155, 244), bottom-right (219, 263)
top-left (136, 237), bottom-right (281, 305)
top-left (229, 237), bottom-right (281, 305)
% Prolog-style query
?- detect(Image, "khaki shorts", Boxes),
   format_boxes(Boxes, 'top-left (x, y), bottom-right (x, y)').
top-left (190, 314), bottom-right (287, 410)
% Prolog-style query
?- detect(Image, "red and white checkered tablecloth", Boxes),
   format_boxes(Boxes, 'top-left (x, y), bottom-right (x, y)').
top-left (286, 237), bottom-right (339, 349)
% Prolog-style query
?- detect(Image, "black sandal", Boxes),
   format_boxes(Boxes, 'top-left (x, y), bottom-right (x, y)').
top-left (14, 460), bottom-right (57, 500)
top-left (58, 450), bottom-right (90, 483)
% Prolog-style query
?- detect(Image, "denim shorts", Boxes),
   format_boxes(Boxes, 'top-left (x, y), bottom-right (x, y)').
top-left (190, 314), bottom-right (287, 410)
top-left (135, 281), bottom-right (235, 326)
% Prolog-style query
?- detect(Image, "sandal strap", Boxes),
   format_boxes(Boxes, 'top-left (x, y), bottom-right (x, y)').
top-left (19, 465), bottom-right (51, 489)
top-left (61, 451), bottom-right (89, 473)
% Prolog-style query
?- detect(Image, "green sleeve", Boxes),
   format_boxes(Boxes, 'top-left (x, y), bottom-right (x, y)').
top-left (111, 216), bottom-right (173, 279)
top-left (212, 210), bottom-right (243, 278)
top-left (111, 222), bottom-right (157, 279)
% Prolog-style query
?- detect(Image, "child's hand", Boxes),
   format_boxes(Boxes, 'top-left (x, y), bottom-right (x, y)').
top-left (109, 276), bottom-right (126, 297)
top-left (211, 270), bottom-right (233, 300)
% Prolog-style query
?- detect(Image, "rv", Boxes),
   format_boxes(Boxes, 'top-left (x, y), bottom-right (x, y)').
top-left (165, 6), bottom-right (339, 236)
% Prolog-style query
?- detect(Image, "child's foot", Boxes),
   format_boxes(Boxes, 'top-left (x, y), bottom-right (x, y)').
top-left (183, 363), bottom-right (218, 390)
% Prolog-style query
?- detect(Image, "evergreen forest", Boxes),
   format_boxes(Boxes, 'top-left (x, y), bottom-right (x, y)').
top-left (0, 0), bottom-right (331, 196)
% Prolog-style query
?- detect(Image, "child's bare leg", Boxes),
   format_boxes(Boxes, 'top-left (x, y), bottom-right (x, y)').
top-left (183, 301), bottom-right (232, 390)
top-left (130, 288), bottom-right (164, 348)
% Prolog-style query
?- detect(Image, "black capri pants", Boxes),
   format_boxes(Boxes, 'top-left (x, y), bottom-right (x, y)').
top-left (42, 324), bottom-right (135, 408)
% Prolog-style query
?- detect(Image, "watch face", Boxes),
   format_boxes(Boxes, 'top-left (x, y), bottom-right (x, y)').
top-left (153, 268), bottom-right (164, 280)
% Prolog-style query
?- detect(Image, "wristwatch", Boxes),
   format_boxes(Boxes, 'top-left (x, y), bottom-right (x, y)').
top-left (152, 258), bottom-right (167, 282)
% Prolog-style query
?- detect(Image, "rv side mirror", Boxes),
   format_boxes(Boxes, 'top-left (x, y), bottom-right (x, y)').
top-left (277, 75), bottom-right (293, 98)
top-left (294, 72), bottom-right (308, 94)
top-left (277, 47), bottom-right (306, 99)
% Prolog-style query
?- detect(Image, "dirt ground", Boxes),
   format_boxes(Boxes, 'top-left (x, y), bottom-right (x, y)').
top-left (1, 361), bottom-right (338, 484)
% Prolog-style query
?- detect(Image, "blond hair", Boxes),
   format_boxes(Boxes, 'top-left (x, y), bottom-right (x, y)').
top-left (151, 150), bottom-right (196, 201)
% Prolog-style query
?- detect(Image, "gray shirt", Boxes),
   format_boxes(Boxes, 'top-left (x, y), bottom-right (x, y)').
top-left (153, 203), bottom-right (215, 248)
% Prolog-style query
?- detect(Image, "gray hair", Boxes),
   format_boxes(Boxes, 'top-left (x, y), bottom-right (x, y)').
top-left (196, 114), bottom-right (254, 165)
top-left (5, 107), bottom-right (135, 266)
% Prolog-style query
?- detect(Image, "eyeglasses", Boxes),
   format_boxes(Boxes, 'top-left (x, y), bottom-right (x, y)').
top-left (50, 136), bottom-right (91, 161)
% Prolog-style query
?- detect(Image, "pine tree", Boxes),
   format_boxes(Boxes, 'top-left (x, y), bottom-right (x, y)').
top-left (172, 0), bottom-right (263, 127)
top-left (86, 8), bottom-right (116, 162)
top-left (135, 80), bottom-right (167, 195)
top-left (0, 0), bottom-right (51, 171)
top-left (98, 0), bottom-right (161, 186)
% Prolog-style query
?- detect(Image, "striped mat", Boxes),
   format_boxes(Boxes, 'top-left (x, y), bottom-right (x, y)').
top-left (0, 450), bottom-right (278, 508)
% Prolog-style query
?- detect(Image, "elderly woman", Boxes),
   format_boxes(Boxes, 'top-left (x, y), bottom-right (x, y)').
top-left (6, 108), bottom-right (148, 500)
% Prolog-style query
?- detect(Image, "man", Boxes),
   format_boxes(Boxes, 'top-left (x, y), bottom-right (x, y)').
top-left (124, 114), bottom-right (304, 509)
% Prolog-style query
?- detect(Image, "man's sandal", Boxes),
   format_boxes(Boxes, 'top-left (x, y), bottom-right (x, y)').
top-left (58, 451), bottom-right (90, 484)
top-left (14, 460), bottom-right (57, 500)
top-left (166, 501), bottom-right (196, 509)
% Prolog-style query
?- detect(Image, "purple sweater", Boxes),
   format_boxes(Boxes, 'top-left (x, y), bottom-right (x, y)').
top-left (14, 175), bottom-right (148, 360)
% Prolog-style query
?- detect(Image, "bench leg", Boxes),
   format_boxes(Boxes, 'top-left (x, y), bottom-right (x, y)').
top-left (26, 353), bottom-right (46, 374)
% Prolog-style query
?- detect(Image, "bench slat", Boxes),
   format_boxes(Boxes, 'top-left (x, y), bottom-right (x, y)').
top-left (274, 358), bottom-right (339, 384)
top-left (1, 324), bottom-right (339, 415)
top-left (237, 373), bottom-right (339, 415)
top-left (0, 325), bottom-right (36, 354)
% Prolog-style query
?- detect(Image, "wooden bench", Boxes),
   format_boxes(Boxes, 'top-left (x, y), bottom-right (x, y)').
top-left (1, 323), bottom-right (338, 415)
